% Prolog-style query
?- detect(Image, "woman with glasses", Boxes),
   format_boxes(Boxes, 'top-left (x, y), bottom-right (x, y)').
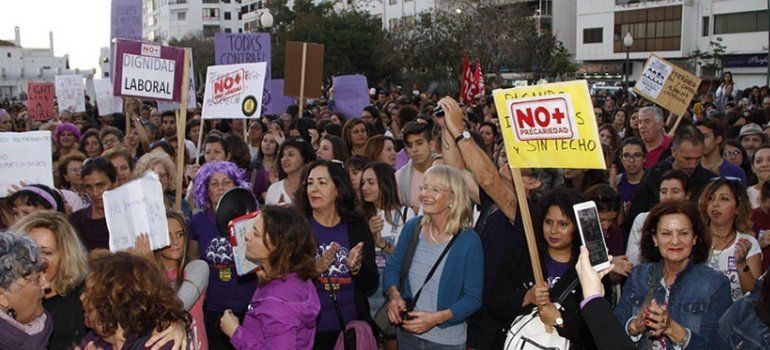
top-left (383, 165), bottom-right (482, 349)
top-left (294, 159), bottom-right (378, 349)
top-left (699, 178), bottom-right (762, 300)
top-left (342, 119), bottom-right (369, 157)
top-left (617, 137), bottom-right (645, 218)
top-left (99, 126), bottom-right (124, 151)
top-left (722, 139), bottom-right (752, 184)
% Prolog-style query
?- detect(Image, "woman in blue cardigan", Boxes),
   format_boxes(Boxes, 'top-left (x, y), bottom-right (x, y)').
top-left (383, 165), bottom-right (483, 349)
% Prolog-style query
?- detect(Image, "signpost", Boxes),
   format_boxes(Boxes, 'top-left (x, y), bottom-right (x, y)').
top-left (284, 41), bottom-right (324, 112)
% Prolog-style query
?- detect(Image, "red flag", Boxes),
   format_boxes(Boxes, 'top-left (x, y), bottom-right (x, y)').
top-left (460, 55), bottom-right (473, 103)
top-left (474, 61), bottom-right (485, 98)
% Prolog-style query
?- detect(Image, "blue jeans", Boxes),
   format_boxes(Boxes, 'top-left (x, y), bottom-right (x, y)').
top-left (396, 329), bottom-right (465, 350)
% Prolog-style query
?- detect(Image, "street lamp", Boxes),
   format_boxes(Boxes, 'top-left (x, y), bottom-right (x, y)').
top-left (260, 9), bottom-right (274, 29)
top-left (623, 32), bottom-right (633, 88)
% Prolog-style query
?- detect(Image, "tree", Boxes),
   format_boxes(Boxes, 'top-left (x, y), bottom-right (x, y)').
top-left (167, 36), bottom-right (215, 95)
top-left (691, 38), bottom-right (726, 77)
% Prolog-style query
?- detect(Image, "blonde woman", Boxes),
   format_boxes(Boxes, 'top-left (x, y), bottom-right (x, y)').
top-left (12, 210), bottom-right (89, 349)
top-left (383, 165), bottom-right (483, 349)
top-left (133, 152), bottom-right (192, 218)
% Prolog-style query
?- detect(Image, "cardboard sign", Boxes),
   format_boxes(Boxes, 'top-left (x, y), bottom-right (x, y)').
top-left (93, 78), bottom-right (123, 115)
top-left (264, 79), bottom-right (295, 116)
top-left (0, 131), bottom-right (54, 197)
top-left (332, 75), bottom-right (370, 119)
top-left (112, 39), bottom-right (186, 101)
top-left (54, 75), bottom-right (86, 113)
top-left (201, 62), bottom-right (267, 119)
top-left (633, 54), bottom-right (701, 117)
top-left (493, 80), bottom-right (605, 169)
top-left (284, 41), bottom-right (324, 99)
top-left (228, 211), bottom-right (261, 276)
top-left (110, 0), bottom-right (143, 40)
top-left (103, 171), bottom-right (170, 252)
top-left (27, 82), bottom-right (55, 120)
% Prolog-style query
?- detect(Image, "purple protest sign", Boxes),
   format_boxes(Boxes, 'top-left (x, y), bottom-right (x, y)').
top-left (112, 39), bottom-right (186, 102)
top-left (111, 0), bottom-right (142, 40)
top-left (215, 33), bottom-right (272, 113)
top-left (332, 75), bottom-right (370, 119)
top-left (265, 79), bottom-right (295, 116)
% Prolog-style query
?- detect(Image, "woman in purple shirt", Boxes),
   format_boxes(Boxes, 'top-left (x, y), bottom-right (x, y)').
top-left (220, 205), bottom-right (321, 349)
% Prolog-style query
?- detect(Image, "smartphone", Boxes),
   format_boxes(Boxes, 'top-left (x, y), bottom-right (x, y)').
top-left (573, 201), bottom-right (611, 271)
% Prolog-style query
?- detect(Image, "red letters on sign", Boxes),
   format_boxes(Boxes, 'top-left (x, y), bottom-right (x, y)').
top-left (510, 96), bottom-right (575, 142)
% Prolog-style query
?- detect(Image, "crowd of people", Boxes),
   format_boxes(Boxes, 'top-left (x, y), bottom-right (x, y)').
top-left (0, 72), bottom-right (769, 349)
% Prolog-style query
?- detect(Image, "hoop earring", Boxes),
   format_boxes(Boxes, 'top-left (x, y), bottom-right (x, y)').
top-left (7, 309), bottom-right (16, 320)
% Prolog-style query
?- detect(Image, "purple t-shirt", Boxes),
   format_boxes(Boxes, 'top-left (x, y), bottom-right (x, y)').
top-left (545, 257), bottom-right (571, 288)
top-left (310, 217), bottom-right (357, 332)
top-left (617, 172), bottom-right (639, 216)
top-left (188, 211), bottom-right (257, 312)
top-left (718, 159), bottom-right (748, 185)
top-left (68, 206), bottom-right (109, 251)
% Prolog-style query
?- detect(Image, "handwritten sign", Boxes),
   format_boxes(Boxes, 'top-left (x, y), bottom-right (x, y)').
top-left (229, 211), bottom-right (260, 276)
top-left (112, 39), bottom-right (186, 101)
top-left (332, 75), bottom-right (370, 119)
top-left (55, 75), bottom-right (86, 113)
top-left (493, 80), bottom-right (605, 169)
top-left (633, 54), bottom-right (701, 117)
top-left (93, 78), bottom-right (123, 115)
top-left (103, 171), bottom-right (170, 252)
top-left (111, 0), bottom-right (143, 40)
top-left (201, 62), bottom-right (267, 119)
top-left (0, 131), bottom-right (54, 197)
top-left (27, 82), bottom-right (55, 120)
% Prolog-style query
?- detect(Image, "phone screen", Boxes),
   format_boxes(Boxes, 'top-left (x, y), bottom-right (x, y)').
top-left (576, 205), bottom-right (610, 267)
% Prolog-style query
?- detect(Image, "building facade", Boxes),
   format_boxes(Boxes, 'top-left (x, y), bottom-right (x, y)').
top-left (575, 0), bottom-right (769, 87)
top-left (143, 0), bottom-right (244, 41)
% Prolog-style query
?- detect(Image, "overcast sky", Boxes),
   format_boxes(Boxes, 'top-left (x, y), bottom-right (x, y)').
top-left (0, 0), bottom-right (110, 71)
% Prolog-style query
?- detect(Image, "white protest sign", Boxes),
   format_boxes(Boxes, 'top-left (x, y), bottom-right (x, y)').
top-left (635, 55), bottom-right (673, 100)
top-left (0, 131), bottom-right (54, 197)
top-left (506, 94), bottom-right (579, 142)
top-left (103, 171), bottom-right (170, 252)
top-left (55, 75), bottom-right (86, 113)
top-left (93, 79), bottom-right (123, 115)
top-left (229, 211), bottom-right (260, 276)
top-left (201, 62), bottom-right (267, 119)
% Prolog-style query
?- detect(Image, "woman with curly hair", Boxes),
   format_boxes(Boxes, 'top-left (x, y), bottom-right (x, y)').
top-left (220, 206), bottom-right (320, 349)
top-left (78, 251), bottom-right (188, 349)
top-left (188, 161), bottom-right (257, 349)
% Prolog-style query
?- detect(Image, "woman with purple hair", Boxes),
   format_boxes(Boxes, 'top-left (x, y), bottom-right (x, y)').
top-left (187, 161), bottom-right (258, 350)
top-left (53, 123), bottom-right (81, 160)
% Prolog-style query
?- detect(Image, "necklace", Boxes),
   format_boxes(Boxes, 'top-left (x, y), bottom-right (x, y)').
top-left (428, 224), bottom-right (440, 244)
top-left (709, 232), bottom-right (736, 267)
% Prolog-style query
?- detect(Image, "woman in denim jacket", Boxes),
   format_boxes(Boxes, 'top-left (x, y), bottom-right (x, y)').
top-left (716, 274), bottom-right (770, 349)
top-left (615, 201), bottom-right (733, 349)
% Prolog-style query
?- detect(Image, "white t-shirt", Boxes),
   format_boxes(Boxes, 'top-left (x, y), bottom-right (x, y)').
top-left (373, 207), bottom-right (414, 269)
top-left (265, 180), bottom-right (292, 206)
top-left (707, 232), bottom-right (762, 300)
top-left (748, 186), bottom-right (761, 209)
top-left (626, 212), bottom-right (649, 266)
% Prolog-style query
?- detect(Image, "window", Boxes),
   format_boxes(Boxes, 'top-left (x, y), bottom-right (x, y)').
top-left (238, 28), bottom-right (243, 33)
top-left (225, 28), bottom-right (232, 33)
top-left (389, 0), bottom-right (397, 5)
top-left (702, 16), bottom-right (709, 36)
top-left (177, 11), bottom-right (186, 20)
top-left (614, 5), bottom-right (681, 52)
top-left (203, 0), bottom-right (218, 3)
top-left (714, 11), bottom-right (769, 34)
top-left (583, 27), bottom-right (603, 43)
top-left (203, 25), bottom-right (220, 37)
top-left (224, 11), bottom-right (231, 20)
top-left (203, 8), bottom-right (219, 20)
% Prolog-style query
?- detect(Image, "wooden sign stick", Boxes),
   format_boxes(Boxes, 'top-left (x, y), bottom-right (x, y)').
top-left (299, 42), bottom-right (308, 114)
top-left (195, 119), bottom-right (204, 166)
top-left (510, 166), bottom-right (553, 333)
top-left (174, 48), bottom-right (191, 211)
top-left (668, 113), bottom-right (683, 137)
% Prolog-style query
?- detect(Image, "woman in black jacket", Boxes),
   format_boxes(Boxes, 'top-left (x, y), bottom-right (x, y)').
top-left (294, 159), bottom-right (379, 349)
top-left (489, 188), bottom-right (598, 349)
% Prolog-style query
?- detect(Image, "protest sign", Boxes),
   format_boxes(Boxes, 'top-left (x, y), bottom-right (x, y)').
top-left (103, 171), bottom-right (170, 252)
top-left (93, 79), bottom-right (123, 115)
top-left (215, 33), bottom-right (272, 114)
top-left (157, 56), bottom-right (197, 112)
top-left (27, 82), bottom-right (55, 120)
top-left (332, 75), bottom-right (369, 119)
top-left (0, 131), bottom-right (54, 197)
top-left (201, 62), bottom-right (267, 119)
top-left (633, 54), bottom-right (701, 117)
top-left (112, 39), bottom-right (186, 101)
top-left (284, 41), bottom-right (324, 102)
top-left (55, 75), bottom-right (86, 113)
top-left (229, 211), bottom-right (261, 276)
top-left (264, 79), bottom-right (295, 116)
top-left (110, 0), bottom-right (142, 40)
top-left (492, 80), bottom-right (606, 169)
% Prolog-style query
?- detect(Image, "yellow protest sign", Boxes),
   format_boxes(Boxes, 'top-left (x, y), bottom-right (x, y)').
top-left (633, 54), bottom-right (701, 117)
top-left (492, 80), bottom-right (606, 169)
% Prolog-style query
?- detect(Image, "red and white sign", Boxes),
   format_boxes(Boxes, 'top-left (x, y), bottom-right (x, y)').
top-left (201, 62), bottom-right (267, 119)
top-left (141, 43), bottom-right (161, 57)
top-left (507, 94), bottom-right (577, 142)
top-left (212, 69), bottom-right (245, 103)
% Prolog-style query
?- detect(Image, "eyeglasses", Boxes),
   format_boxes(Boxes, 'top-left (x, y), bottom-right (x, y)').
top-left (620, 152), bottom-right (645, 161)
top-left (418, 184), bottom-right (452, 196)
top-left (710, 176), bottom-right (742, 183)
top-left (722, 150), bottom-right (741, 158)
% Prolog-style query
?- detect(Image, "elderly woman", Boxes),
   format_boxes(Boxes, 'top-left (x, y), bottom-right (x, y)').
top-left (0, 231), bottom-right (51, 349)
top-left (615, 200), bottom-right (733, 349)
top-left (11, 211), bottom-right (89, 350)
top-left (54, 122), bottom-right (81, 159)
top-left (384, 165), bottom-right (483, 349)
top-left (78, 251), bottom-right (188, 349)
top-left (134, 152), bottom-right (192, 218)
top-left (78, 130), bottom-right (103, 159)
top-left (220, 206), bottom-right (321, 349)
top-left (294, 159), bottom-right (378, 349)
top-left (188, 161), bottom-right (258, 350)
top-left (57, 152), bottom-right (90, 213)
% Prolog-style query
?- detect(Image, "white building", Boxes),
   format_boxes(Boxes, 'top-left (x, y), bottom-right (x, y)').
top-left (143, 0), bottom-right (244, 41)
top-left (575, 0), bottom-right (769, 87)
top-left (0, 27), bottom-right (95, 100)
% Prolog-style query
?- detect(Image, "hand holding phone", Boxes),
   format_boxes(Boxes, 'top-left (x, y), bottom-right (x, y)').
top-left (573, 201), bottom-right (611, 271)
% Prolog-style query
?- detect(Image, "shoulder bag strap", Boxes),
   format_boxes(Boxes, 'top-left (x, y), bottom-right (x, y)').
top-left (398, 217), bottom-right (422, 293)
top-left (410, 232), bottom-right (460, 306)
top-left (324, 276), bottom-right (348, 331)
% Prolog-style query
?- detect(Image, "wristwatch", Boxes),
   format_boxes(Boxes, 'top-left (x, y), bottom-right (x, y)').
top-left (454, 130), bottom-right (471, 144)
